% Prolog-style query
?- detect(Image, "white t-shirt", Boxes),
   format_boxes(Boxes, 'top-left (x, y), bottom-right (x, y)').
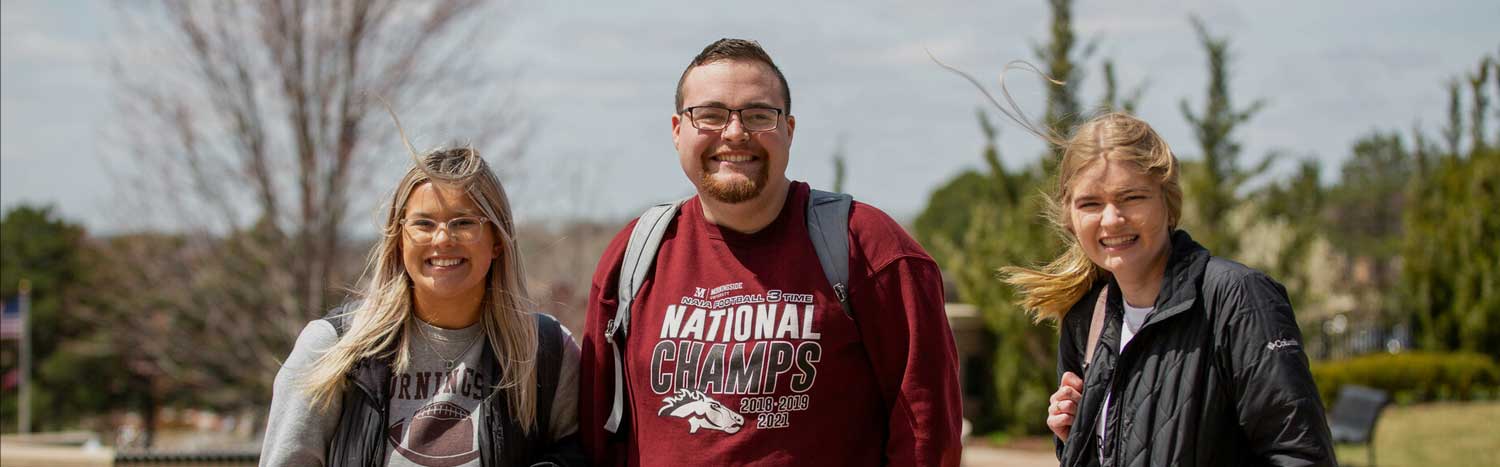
top-left (1097, 301), bottom-right (1154, 457)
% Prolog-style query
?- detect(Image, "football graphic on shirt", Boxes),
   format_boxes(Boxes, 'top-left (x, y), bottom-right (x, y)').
top-left (658, 389), bottom-right (744, 434)
top-left (387, 401), bottom-right (480, 467)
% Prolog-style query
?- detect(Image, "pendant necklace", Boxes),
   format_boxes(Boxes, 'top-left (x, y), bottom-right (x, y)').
top-left (415, 319), bottom-right (482, 370)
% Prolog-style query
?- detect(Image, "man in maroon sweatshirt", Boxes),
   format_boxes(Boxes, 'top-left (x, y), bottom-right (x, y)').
top-left (580, 38), bottom-right (963, 466)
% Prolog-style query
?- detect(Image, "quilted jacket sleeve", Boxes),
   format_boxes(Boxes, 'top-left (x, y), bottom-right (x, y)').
top-left (1221, 272), bottom-right (1337, 467)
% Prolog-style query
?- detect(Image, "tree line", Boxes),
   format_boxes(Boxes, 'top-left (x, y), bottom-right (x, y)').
top-left (911, 0), bottom-right (1498, 434)
top-left (2, 0), bottom-right (1494, 442)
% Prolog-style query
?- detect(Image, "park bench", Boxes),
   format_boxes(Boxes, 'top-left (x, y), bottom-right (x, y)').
top-left (1328, 384), bottom-right (1391, 467)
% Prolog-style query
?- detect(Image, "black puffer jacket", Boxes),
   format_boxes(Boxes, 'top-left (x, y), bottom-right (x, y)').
top-left (1056, 231), bottom-right (1335, 467)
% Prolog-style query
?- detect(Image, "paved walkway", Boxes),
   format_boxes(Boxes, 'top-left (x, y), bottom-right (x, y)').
top-left (962, 444), bottom-right (1057, 467)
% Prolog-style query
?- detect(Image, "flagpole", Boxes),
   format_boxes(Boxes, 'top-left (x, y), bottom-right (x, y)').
top-left (18, 278), bottom-right (30, 434)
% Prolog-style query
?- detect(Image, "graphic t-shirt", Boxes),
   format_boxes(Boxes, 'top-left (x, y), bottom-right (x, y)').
top-left (624, 186), bottom-right (881, 466)
top-left (385, 320), bottom-right (490, 467)
top-left (585, 182), bottom-right (962, 466)
top-left (259, 315), bottom-right (581, 467)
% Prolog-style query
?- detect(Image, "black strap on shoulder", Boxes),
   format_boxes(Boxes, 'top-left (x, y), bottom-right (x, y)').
top-left (533, 312), bottom-right (563, 435)
top-left (321, 301), bottom-right (362, 337)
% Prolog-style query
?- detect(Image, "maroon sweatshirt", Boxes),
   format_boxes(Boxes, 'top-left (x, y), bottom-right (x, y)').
top-left (581, 182), bottom-right (963, 466)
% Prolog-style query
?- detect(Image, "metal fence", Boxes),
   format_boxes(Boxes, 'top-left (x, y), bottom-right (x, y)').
top-left (1305, 314), bottom-right (1412, 361)
top-left (113, 452), bottom-right (257, 467)
top-left (0, 432), bottom-right (258, 467)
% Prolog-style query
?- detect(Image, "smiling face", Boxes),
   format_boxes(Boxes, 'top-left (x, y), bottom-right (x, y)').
top-left (672, 59), bottom-right (794, 204)
top-left (1067, 157), bottom-right (1172, 285)
top-left (400, 182), bottom-right (498, 305)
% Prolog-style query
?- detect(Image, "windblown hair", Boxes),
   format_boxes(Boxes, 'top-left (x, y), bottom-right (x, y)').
top-left (302, 147), bottom-right (541, 433)
top-left (930, 59), bottom-right (1183, 322)
top-left (1001, 112), bottom-right (1182, 322)
top-left (675, 38), bottom-right (791, 112)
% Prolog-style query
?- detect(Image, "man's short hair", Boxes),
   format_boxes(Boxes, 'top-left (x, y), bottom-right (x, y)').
top-left (674, 38), bottom-right (791, 113)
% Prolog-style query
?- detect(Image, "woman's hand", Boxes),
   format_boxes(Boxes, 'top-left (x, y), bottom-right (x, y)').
top-left (1047, 371), bottom-right (1085, 441)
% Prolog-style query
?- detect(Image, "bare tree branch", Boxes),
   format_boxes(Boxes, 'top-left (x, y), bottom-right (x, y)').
top-left (102, 0), bottom-right (523, 411)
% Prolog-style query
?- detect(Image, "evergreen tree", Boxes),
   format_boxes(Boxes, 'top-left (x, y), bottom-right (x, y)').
top-left (1404, 55), bottom-right (1500, 358)
top-left (1469, 57), bottom-right (1492, 152)
top-left (1250, 159), bottom-right (1328, 315)
top-left (832, 134), bottom-right (849, 193)
top-left (1178, 16), bottom-right (1269, 257)
top-left (1443, 79), bottom-right (1464, 157)
top-left (914, 110), bottom-right (1011, 252)
top-left (917, 0), bottom-right (1091, 434)
top-left (0, 206), bottom-right (142, 432)
top-left (1037, 0), bottom-right (1082, 137)
top-left (1100, 60), bottom-right (1145, 113)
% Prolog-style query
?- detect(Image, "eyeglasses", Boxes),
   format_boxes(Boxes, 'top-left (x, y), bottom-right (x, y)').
top-left (680, 106), bottom-right (783, 132)
top-left (399, 216), bottom-right (491, 244)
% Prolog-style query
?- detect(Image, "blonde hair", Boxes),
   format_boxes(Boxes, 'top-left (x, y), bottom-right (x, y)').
top-left (1001, 112), bottom-right (1183, 322)
top-left (303, 147), bottom-right (541, 433)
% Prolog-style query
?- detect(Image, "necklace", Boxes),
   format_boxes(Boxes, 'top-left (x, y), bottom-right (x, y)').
top-left (414, 320), bottom-right (482, 370)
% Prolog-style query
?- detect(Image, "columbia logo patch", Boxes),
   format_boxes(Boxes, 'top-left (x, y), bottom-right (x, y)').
top-left (1266, 339), bottom-right (1300, 351)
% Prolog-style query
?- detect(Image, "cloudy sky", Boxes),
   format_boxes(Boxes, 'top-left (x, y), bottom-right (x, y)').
top-left (2, 0), bottom-right (1496, 233)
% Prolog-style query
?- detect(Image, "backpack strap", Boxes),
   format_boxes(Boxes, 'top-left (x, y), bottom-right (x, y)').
top-left (601, 190), bottom-right (853, 433)
top-left (1084, 285), bottom-right (1108, 368)
top-left (533, 312), bottom-right (563, 437)
top-left (603, 199), bottom-right (685, 433)
top-left (321, 301), bottom-right (362, 337)
top-left (806, 189), bottom-right (855, 317)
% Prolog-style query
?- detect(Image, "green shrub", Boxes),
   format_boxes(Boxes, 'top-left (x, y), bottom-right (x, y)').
top-left (1311, 352), bottom-right (1500, 405)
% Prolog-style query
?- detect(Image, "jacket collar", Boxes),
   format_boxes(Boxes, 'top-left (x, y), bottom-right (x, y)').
top-left (1110, 229), bottom-right (1210, 327)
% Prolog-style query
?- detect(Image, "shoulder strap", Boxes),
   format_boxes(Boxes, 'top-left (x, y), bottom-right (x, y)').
top-left (1084, 285), bottom-right (1108, 368)
top-left (321, 301), bottom-right (362, 337)
top-left (806, 189), bottom-right (854, 317)
top-left (603, 191), bottom-right (854, 433)
top-left (608, 200), bottom-right (686, 342)
top-left (603, 199), bottom-right (685, 433)
top-left (533, 313), bottom-right (563, 436)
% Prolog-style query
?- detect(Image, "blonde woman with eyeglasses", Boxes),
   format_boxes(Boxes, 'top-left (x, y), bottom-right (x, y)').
top-left (261, 148), bottom-right (583, 467)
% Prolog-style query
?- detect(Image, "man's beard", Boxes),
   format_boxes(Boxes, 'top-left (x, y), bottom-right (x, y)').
top-left (698, 162), bottom-right (767, 204)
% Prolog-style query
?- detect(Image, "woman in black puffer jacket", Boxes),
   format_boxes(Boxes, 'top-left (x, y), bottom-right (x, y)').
top-left (1004, 112), bottom-right (1336, 467)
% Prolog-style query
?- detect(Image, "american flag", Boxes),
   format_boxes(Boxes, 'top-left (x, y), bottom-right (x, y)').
top-left (0, 295), bottom-right (23, 341)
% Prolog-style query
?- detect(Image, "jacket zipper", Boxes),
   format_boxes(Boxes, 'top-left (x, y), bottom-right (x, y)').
top-left (1093, 303), bottom-right (1183, 467)
top-left (1096, 306), bottom-right (1145, 467)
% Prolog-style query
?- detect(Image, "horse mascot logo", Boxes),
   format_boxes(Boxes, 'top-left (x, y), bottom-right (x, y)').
top-left (657, 389), bottom-right (745, 434)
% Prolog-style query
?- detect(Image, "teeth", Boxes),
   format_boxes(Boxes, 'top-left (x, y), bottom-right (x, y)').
top-left (430, 258), bottom-right (462, 267)
top-left (1101, 236), bottom-right (1137, 247)
top-left (716, 154), bottom-right (753, 162)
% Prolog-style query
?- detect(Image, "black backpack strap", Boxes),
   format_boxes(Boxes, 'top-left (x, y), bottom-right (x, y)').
top-left (534, 312), bottom-right (564, 436)
top-left (320, 301), bottom-right (362, 337)
top-left (529, 314), bottom-right (586, 467)
top-left (806, 189), bottom-right (855, 318)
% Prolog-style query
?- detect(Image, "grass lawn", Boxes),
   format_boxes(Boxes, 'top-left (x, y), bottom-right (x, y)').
top-left (1334, 400), bottom-right (1500, 467)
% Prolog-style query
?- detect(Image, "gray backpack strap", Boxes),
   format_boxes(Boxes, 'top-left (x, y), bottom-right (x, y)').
top-left (806, 189), bottom-right (854, 317)
top-left (603, 199), bottom-right (685, 433)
